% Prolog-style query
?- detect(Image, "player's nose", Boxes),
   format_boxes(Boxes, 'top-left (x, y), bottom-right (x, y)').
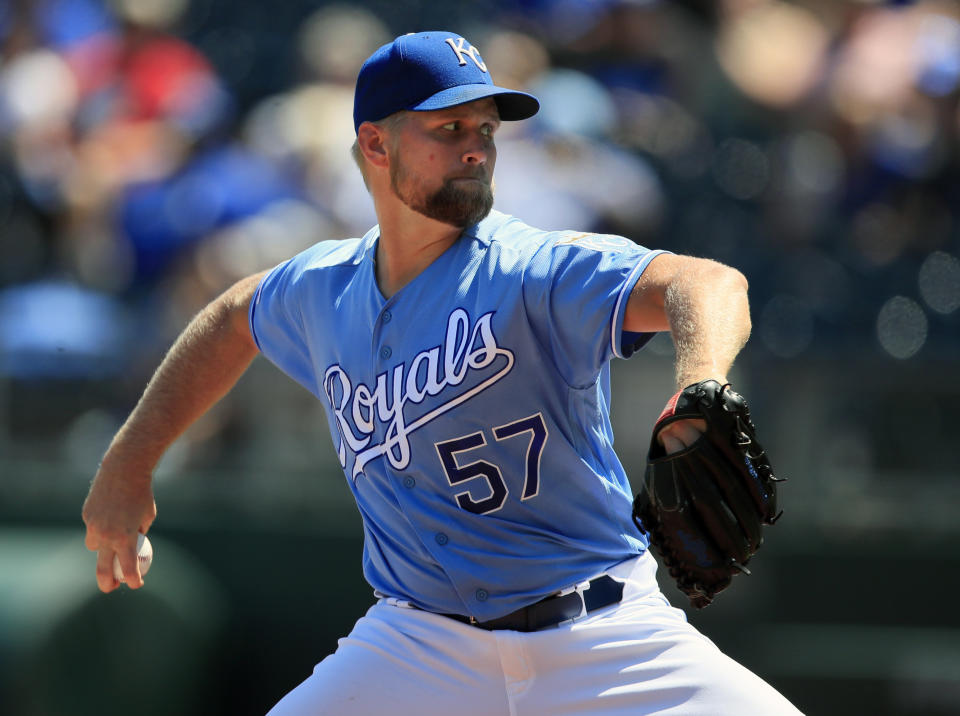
top-left (462, 147), bottom-right (488, 165)
top-left (462, 136), bottom-right (494, 166)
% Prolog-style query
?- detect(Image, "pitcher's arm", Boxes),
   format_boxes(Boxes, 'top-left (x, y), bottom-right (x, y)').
top-left (624, 254), bottom-right (751, 451)
top-left (82, 271), bottom-right (266, 592)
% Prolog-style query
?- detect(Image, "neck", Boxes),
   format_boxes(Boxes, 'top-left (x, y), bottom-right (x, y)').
top-left (373, 199), bottom-right (465, 299)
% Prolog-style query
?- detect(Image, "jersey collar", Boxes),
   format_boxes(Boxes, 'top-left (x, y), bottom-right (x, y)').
top-left (359, 209), bottom-right (511, 261)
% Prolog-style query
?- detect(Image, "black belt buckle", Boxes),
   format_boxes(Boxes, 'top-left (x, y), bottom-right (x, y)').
top-left (456, 575), bottom-right (624, 632)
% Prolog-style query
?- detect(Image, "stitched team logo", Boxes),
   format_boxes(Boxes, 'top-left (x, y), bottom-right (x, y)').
top-left (555, 233), bottom-right (633, 252)
top-left (323, 308), bottom-right (514, 479)
top-left (445, 37), bottom-right (488, 72)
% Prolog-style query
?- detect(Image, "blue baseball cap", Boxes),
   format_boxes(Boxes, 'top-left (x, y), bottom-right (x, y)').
top-left (353, 31), bottom-right (540, 132)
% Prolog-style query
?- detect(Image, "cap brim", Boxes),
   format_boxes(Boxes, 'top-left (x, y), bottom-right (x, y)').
top-left (410, 84), bottom-right (539, 121)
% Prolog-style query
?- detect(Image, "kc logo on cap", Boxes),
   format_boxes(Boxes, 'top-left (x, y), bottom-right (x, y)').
top-left (445, 37), bottom-right (488, 72)
top-left (353, 30), bottom-right (539, 132)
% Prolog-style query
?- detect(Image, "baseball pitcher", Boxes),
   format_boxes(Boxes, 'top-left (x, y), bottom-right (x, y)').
top-left (83, 31), bottom-right (801, 715)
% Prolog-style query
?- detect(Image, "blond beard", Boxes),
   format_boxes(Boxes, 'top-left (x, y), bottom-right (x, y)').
top-left (390, 164), bottom-right (494, 228)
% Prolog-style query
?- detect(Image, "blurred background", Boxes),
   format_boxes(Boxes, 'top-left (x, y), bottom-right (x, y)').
top-left (0, 0), bottom-right (958, 713)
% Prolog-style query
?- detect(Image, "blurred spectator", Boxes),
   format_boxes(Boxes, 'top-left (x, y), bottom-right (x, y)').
top-left (0, 279), bottom-right (131, 378)
top-left (241, 4), bottom-right (390, 236)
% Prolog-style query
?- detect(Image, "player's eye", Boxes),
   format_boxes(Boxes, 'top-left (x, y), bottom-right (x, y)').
top-left (442, 122), bottom-right (458, 131)
top-left (481, 125), bottom-right (493, 137)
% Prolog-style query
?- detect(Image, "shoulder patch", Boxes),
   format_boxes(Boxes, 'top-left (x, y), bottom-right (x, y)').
top-left (555, 232), bottom-right (633, 252)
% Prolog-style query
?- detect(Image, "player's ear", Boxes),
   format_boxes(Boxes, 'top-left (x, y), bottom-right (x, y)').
top-left (357, 122), bottom-right (390, 169)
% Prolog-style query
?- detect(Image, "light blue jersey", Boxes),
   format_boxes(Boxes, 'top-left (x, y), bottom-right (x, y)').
top-left (250, 211), bottom-right (667, 620)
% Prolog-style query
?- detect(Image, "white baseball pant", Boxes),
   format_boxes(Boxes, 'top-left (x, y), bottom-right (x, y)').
top-left (267, 552), bottom-right (803, 715)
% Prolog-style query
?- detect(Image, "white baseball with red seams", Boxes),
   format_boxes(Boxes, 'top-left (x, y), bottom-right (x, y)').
top-left (113, 533), bottom-right (152, 583)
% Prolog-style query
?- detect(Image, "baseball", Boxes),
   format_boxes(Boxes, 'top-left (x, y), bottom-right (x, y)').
top-left (113, 533), bottom-right (153, 583)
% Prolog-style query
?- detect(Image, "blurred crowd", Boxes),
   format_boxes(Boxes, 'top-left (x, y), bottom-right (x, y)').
top-left (0, 0), bottom-right (958, 440)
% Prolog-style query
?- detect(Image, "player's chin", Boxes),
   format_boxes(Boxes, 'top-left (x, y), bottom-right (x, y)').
top-left (424, 183), bottom-right (494, 227)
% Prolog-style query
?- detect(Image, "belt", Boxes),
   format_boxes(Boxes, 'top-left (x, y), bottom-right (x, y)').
top-left (442, 575), bottom-right (624, 632)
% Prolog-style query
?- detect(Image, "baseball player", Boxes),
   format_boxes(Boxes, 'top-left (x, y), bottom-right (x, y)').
top-left (82, 31), bottom-right (802, 715)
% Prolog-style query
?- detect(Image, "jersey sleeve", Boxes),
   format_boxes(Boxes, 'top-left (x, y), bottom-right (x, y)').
top-left (248, 257), bottom-right (318, 396)
top-left (523, 233), bottom-right (669, 388)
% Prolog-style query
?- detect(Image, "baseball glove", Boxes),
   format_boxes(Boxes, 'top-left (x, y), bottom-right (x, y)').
top-left (632, 380), bottom-right (783, 608)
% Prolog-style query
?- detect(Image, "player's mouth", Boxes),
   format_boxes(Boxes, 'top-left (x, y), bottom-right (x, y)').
top-left (449, 175), bottom-right (490, 185)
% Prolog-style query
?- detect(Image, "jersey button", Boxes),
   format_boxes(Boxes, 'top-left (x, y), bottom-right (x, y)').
top-left (382, 310), bottom-right (392, 324)
top-left (475, 588), bottom-right (489, 602)
top-left (435, 532), bottom-right (449, 546)
top-left (403, 476), bottom-right (416, 489)
top-left (379, 346), bottom-right (392, 359)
